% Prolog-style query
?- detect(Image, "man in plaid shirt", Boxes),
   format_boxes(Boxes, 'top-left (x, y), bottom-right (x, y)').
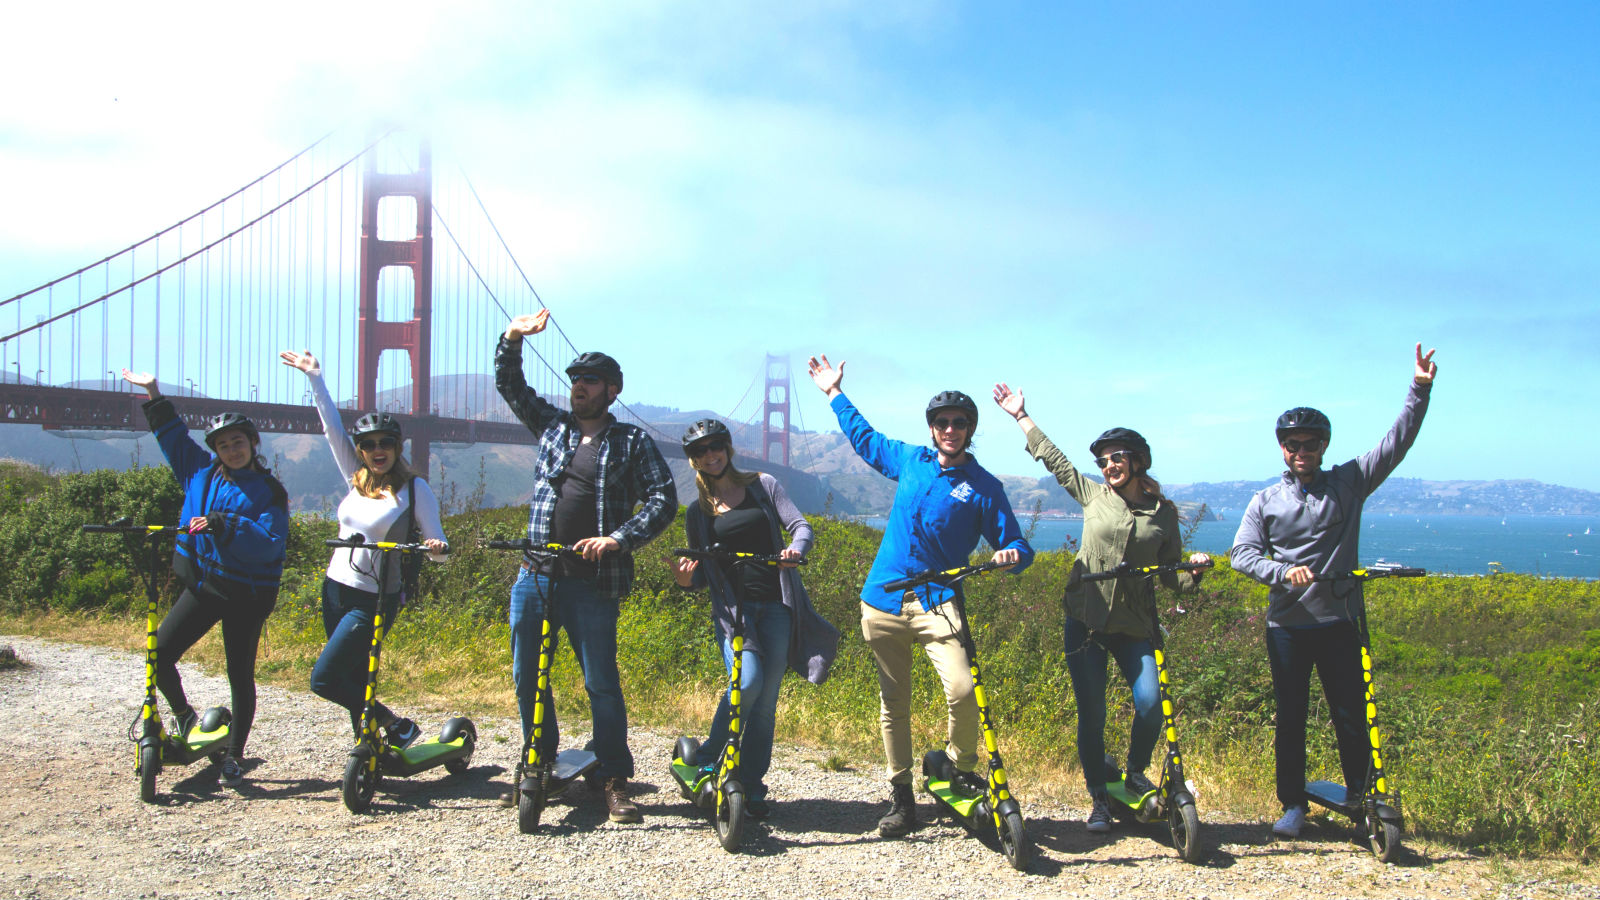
top-left (496, 309), bottom-right (678, 823)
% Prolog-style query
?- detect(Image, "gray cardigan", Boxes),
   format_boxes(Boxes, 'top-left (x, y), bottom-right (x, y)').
top-left (683, 473), bottom-right (840, 684)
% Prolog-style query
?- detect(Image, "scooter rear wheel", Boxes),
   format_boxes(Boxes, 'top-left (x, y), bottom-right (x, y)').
top-left (518, 771), bottom-right (547, 834)
top-left (714, 779), bottom-right (746, 853)
top-left (1170, 801), bottom-right (1202, 863)
top-left (343, 753), bottom-right (380, 813)
top-left (998, 809), bottom-right (1030, 870)
top-left (1369, 814), bottom-right (1402, 862)
top-left (139, 743), bottom-right (160, 804)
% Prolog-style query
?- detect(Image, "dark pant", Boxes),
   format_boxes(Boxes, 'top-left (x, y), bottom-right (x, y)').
top-left (310, 578), bottom-right (401, 737)
top-left (1265, 621), bottom-right (1370, 809)
top-left (1064, 617), bottom-right (1161, 792)
top-left (155, 582), bottom-right (277, 757)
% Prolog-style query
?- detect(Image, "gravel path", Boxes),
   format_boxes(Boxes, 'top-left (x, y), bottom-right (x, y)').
top-left (0, 636), bottom-right (1589, 900)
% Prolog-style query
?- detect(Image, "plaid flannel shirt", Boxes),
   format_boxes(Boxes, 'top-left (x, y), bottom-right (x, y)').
top-left (495, 336), bottom-right (678, 601)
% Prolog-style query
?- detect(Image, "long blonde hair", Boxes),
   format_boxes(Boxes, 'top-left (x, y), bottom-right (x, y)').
top-left (353, 455), bottom-right (417, 499)
top-left (693, 446), bottom-right (758, 516)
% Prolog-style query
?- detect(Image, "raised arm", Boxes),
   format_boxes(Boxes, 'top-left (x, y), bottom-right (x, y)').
top-left (994, 382), bottom-right (1097, 504)
top-left (495, 311), bottom-right (563, 434)
top-left (1356, 343), bottom-right (1436, 493)
top-left (810, 353), bottom-right (908, 479)
top-left (281, 350), bottom-right (361, 483)
top-left (124, 368), bottom-right (212, 484)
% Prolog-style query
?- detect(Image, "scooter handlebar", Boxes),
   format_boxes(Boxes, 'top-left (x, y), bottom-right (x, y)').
top-left (324, 534), bottom-right (449, 554)
top-left (673, 546), bottom-right (801, 567)
top-left (1312, 563), bottom-right (1426, 582)
top-left (1078, 559), bottom-right (1215, 584)
top-left (485, 539), bottom-right (573, 555)
top-left (81, 521), bottom-right (187, 536)
top-left (883, 560), bottom-right (1005, 593)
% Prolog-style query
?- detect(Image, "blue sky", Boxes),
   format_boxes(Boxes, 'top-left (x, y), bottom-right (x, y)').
top-left (1, 2), bottom-right (1596, 489)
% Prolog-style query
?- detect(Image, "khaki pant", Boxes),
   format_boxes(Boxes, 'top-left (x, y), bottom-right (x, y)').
top-left (860, 598), bottom-right (977, 785)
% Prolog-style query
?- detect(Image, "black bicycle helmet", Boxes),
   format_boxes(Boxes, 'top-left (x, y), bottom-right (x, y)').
top-left (925, 390), bottom-right (979, 428)
top-left (1275, 406), bottom-right (1331, 442)
top-left (681, 418), bottom-right (731, 451)
top-left (351, 412), bottom-right (403, 440)
top-left (203, 412), bottom-right (259, 449)
top-left (1089, 427), bottom-right (1151, 468)
top-left (566, 351), bottom-right (623, 390)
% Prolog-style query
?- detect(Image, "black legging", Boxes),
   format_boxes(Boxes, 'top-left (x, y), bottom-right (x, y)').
top-left (154, 582), bottom-right (278, 758)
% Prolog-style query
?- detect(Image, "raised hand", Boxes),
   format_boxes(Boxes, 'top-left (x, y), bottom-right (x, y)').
top-left (1413, 343), bottom-right (1438, 385)
top-left (279, 349), bottom-right (321, 376)
top-left (504, 310), bottom-right (551, 340)
top-left (120, 368), bottom-right (159, 399)
top-left (806, 354), bottom-right (846, 397)
top-left (992, 383), bottom-right (1026, 420)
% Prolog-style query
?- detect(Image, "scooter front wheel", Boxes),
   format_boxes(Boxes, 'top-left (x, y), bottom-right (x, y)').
top-left (998, 809), bottom-right (1030, 870)
top-left (1170, 801), bottom-right (1202, 863)
top-left (342, 753), bottom-right (380, 813)
top-left (714, 779), bottom-right (746, 853)
top-left (1369, 814), bottom-right (1402, 862)
top-left (518, 772), bottom-right (547, 834)
top-left (139, 743), bottom-right (160, 804)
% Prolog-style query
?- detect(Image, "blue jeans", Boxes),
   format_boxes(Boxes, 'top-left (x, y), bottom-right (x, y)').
top-left (510, 570), bottom-right (633, 778)
top-left (1064, 616), bottom-right (1161, 792)
top-left (1265, 621), bottom-right (1369, 809)
top-left (692, 599), bottom-right (792, 802)
top-left (310, 578), bottom-right (400, 736)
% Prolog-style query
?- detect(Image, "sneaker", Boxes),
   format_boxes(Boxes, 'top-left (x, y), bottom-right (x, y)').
top-left (1273, 804), bottom-right (1308, 838)
top-left (603, 777), bottom-right (642, 823)
top-left (219, 754), bottom-right (244, 788)
top-left (172, 708), bottom-right (198, 740)
top-left (878, 783), bottom-right (917, 838)
top-left (1123, 769), bottom-right (1158, 798)
top-left (385, 718), bottom-right (421, 751)
top-left (951, 768), bottom-right (988, 798)
top-left (1086, 790), bottom-right (1114, 833)
top-left (747, 796), bottom-right (771, 820)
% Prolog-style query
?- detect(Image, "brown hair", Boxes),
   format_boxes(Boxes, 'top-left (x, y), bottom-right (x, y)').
top-left (353, 455), bottom-right (417, 499)
top-left (692, 446), bottom-right (758, 516)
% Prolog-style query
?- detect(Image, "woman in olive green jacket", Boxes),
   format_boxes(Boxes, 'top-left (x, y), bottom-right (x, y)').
top-left (993, 382), bottom-right (1210, 834)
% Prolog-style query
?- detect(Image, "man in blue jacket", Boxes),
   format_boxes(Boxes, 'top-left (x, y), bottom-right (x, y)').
top-left (807, 353), bottom-right (1033, 838)
top-left (1231, 343), bottom-right (1437, 839)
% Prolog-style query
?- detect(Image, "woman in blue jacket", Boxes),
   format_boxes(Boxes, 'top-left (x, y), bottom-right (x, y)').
top-left (122, 369), bottom-right (289, 789)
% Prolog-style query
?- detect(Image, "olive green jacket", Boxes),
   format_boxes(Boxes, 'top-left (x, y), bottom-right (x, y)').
top-left (1025, 425), bottom-right (1200, 638)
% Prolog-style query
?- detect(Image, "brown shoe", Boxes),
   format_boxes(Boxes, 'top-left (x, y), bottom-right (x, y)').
top-left (603, 777), bottom-right (641, 823)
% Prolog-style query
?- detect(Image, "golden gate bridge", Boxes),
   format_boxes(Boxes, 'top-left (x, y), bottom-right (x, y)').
top-left (0, 130), bottom-right (814, 499)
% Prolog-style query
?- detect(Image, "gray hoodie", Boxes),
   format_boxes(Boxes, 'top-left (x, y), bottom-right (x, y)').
top-left (1231, 380), bottom-right (1432, 627)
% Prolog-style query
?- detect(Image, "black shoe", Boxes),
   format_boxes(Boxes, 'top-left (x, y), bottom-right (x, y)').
top-left (878, 783), bottom-right (917, 838)
top-left (172, 708), bottom-right (198, 740)
top-left (1123, 770), bottom-right (1158, 797)
top-left (385, 718), bottom-right (421, 751)
top-left (1087, 790), bottom-right (1114, 834)
top-left (951, 768), bottom-right (988, 798)
top-left (747, 796), bottom-right (771, 820)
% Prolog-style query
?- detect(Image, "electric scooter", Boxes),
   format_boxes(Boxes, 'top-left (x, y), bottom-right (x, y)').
top-left (1077, 559), bottom-right (1213, 863)
top-left (323, 534), bottom-right (476, 814)
top-left (883, 561), bottom-right (1031, 871)
top-left (667, 546), bottom-right (801, 853)
top-left (486, 539), bottom-right (601, 833)
top-left (82, 519), bottom-right (232, 803)
top-left (1301, 562), bottom-right (1425, 863)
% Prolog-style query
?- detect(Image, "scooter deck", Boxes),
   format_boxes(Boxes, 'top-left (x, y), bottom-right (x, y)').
top-left (160, 724), bottom-right (230, 766)
top-left (1305, 780), bottom-right (1358, 816)
top-left (924, 777), bottom-right (987, 821)
top-left (552, 748), bottom-right (599, 782)
top-left (1104, 778), bottom-right (1161, 820)
top-left (391, 735), bottom-right (470, 768)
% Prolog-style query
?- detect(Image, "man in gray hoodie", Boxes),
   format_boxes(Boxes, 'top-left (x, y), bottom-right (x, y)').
top-left (1231, 343), bottom-right (1438, 839)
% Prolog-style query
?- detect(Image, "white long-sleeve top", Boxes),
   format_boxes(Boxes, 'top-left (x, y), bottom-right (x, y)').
top-left (308, 370), bottom-right (447, 594)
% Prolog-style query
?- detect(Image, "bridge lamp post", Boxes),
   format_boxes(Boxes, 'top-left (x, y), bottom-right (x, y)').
top-left (186, 378), bottom-right (198, 396)
top-left (250, 385), bottom-right (258, 403)
top-left (107, 370), bottom-right (115, 390)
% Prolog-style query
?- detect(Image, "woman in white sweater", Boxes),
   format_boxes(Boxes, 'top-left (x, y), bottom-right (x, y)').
top-left (281, 350), bottom-right (448, 748)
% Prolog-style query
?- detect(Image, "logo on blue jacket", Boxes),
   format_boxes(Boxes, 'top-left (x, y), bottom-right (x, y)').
top-left (949, 481), bottom-right (975, 503)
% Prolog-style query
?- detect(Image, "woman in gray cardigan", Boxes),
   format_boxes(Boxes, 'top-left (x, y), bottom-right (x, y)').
top-left (671, 419), bottom-right (839, 818)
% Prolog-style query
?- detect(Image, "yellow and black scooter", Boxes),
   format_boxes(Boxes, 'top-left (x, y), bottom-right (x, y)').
top-left (1302, 562), bottom-right (1424, 862)
top-left (1077, 559), bottom-right (1213, 863)
top-left (485, 539), bottom-right (601, 834)
top-left (82, 519), bottom-right (233, 803)
top-left (883, 561), bottom-right (1031, 871)
top-left (324, 534), bottom-right (476, 814)
top-left (667, 546), bottom-right (800, 853)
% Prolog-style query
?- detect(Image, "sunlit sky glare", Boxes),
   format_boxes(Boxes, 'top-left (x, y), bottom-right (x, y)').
top-left (2, 1), bottom-right (1597, 489)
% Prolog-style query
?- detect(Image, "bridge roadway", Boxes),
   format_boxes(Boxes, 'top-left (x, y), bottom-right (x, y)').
top-left (0, 382), bottom-right (831, 512)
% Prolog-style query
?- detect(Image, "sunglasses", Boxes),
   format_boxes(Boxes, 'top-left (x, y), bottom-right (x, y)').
top-left (932, 416), bottom-right (971, 432)
top-left (1282, 437), bottom-right (1325, 454)
top-left (687, 440), bottom-right (729, 459)
top-left (357, 436), bottom-right (398, 452)
top-left (1094, 450), bottom-right (1136, 469)
top-left (570, 373), bottom-right (605, 386)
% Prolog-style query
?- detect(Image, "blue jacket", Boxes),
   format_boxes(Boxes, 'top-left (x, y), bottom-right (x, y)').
top-left (831, 393), bottom-right (1033, 613)
top-left (143, 398), bottom-right (289, 593)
